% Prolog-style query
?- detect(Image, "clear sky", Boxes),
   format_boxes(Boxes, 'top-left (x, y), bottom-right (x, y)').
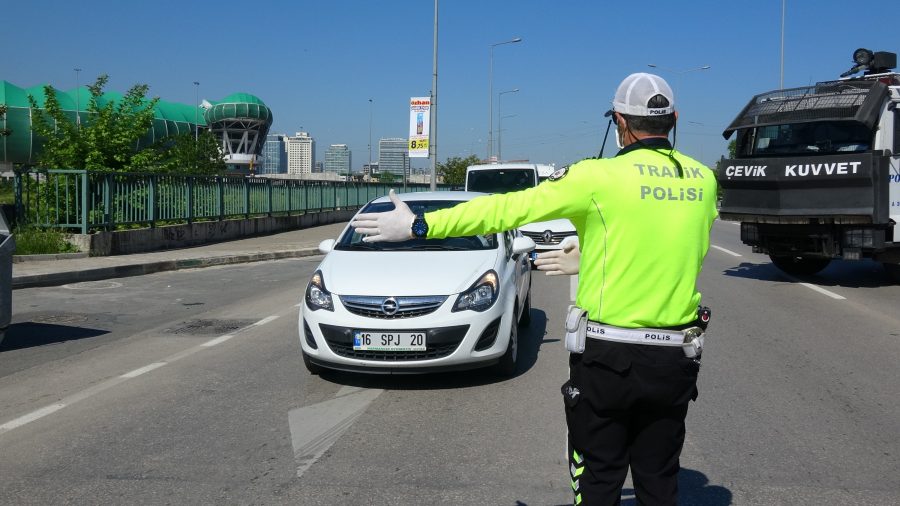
top-left (2, 0), bottom-right (899, 170)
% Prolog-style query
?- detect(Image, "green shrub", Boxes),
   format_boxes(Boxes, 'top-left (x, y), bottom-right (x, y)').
top-left (13, 226), bottom-right (79, 255)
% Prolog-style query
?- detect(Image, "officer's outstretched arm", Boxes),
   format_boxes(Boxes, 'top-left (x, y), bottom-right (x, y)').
top-left (351, 189), bottom-right (415, 242)
top-left (534, 235), bottom-right (580, 276)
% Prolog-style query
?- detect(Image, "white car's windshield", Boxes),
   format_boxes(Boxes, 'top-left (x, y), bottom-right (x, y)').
top-left (337, 200), bottom-right (498, 251)
top-left (466, 169), bottom-right (535, 194)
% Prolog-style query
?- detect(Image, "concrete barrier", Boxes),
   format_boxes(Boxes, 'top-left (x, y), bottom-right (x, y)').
top-left (65, 209), bottom-right (358, 256)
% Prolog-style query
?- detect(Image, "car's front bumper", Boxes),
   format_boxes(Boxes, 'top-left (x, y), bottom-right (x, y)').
top-left (299, 296), bottom-right (514, 374)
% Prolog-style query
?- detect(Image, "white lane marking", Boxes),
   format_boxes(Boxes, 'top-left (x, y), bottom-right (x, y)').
top-left (120, 362), bottom-right (167, 378)
top-left (0, 403), bottom-right (67, 431)
top-left (252, 315), bottom-right (279, 326)
top-left (570, 275), bottom-right (578, 302)
top-left (288, 389), bottom-right (384, 478)
top-left (335, 385), bottom-right (364, 397)
top-left (711, 244), bottom-right (742, 257)
top-left (797, 282), bottom-right (846, 300)
top-left (0, 314), bottom-right (284, 434)
top-left (201, 334), bottom-right (234, 347)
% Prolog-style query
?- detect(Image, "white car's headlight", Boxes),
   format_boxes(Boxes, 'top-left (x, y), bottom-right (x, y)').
top-left (452, 270), bottom-right (499, 312)
top-left (305, 270), bottom-right (334, 311)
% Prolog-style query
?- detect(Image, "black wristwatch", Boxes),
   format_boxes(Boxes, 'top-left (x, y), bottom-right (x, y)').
top-left (411, 213), bottom-right (429, 238)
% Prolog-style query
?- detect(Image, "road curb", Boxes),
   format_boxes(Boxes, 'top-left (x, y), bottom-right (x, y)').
top-left (12, 248), bottom-right (322, 289)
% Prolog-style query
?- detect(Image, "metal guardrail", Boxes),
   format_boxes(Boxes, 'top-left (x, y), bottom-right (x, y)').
top-left (14, 170), bottom-right (450, 233)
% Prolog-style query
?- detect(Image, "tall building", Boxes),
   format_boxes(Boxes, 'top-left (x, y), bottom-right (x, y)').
top-left (314, 161), bottom-right (324, 173)
top-left (324, 144), bottom-right (351, 176)
top-left (260, 133), bottom-right (287, 174)
top-left (378, 138), bottom-right (409, 179)
top-left (285, 132), bottom-right (315, 176)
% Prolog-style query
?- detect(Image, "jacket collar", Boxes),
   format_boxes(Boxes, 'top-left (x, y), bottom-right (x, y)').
top-left (615, 137), bottom-right (673, 157)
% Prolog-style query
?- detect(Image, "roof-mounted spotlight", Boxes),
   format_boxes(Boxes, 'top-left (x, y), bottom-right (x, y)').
top-left (853, 48), bottom-right (874, 66)
top-left (842, 48), bottom-right (897, 77)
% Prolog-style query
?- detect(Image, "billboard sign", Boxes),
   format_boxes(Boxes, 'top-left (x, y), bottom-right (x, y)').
top-left (408, 97), bottom-right (430, 158)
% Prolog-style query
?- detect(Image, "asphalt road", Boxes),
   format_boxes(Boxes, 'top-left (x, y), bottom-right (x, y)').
top-left (1, 221), bottom-right (899, 505)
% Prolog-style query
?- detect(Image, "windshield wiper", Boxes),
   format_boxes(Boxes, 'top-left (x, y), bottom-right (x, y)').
top-left (340, 243), bottom-right (380, 250)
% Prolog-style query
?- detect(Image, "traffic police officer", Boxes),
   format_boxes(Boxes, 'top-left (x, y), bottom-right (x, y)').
top-left (351, 73), bottom-right (718, 505)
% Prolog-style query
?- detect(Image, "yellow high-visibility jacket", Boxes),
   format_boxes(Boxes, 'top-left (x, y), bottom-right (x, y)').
top-left (426, 144), bottom-right (718, 328)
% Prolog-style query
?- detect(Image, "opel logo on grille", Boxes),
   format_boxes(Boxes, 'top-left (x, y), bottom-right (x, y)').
top-left (381, 297), bottom-right (399, 315)
top-left (542, 230), bottom-right (553, 244)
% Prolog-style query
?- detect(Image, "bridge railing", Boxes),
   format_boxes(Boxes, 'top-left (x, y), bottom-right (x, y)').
top-left (14, 170), bottom-right (451, 233)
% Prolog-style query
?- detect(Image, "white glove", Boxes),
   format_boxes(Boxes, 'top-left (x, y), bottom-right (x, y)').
top-left (350, 189), bottom-right (415, 242)
top-left (534, 236), bottom-right (580, 276)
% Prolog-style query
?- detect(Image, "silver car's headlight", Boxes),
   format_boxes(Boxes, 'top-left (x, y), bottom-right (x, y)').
top-left (305, 270), bottom-right (334, 311)
top-left (452, 270), bottom-right (499, 312)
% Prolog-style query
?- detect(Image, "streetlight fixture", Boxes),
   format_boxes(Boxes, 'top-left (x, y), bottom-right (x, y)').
top-left (497, 88), bottom-right (519, 162)
top-left (193, 81), bottom-right (200, 141)
top-left (74, 67), bottom-right (82, 128)
top-left (488, 37), bottom-right (522, 161)
top-left (645, 64), bottom-right (710, 97)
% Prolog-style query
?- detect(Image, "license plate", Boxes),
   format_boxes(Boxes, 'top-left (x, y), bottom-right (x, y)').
top-left (353, 331), bottom-right (426, 351)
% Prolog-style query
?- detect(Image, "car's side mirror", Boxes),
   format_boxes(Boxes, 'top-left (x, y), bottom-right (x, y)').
top-left (318, 239), bottom-right (336, 254)
top-left (511, 236), bottom-right (536, 255)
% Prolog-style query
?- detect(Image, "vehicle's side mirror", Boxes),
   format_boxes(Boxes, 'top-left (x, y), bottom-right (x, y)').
top-left (318, 239), bottom-right (336, 254)
top-left (511, 236), bottom-right (536, 255)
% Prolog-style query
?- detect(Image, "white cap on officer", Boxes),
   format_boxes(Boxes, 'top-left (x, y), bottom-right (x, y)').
top-left (611, 73), bottom-right (675, 116)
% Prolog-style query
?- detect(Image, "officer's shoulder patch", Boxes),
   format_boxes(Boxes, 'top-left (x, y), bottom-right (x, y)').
top-left (548, 166), bottom-right (569, 181)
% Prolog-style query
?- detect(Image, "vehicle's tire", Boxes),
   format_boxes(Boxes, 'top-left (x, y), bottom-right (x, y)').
top-left (883, 263), bottom-right (900, 283)
top-left (519, 288), bottom-right (532, 328)
top-left (769, 254), bottom-right (831, 276)
top-left (496, 316), bottom-right (519, 377)
top-left (302, 352), bottom-right (324, 375)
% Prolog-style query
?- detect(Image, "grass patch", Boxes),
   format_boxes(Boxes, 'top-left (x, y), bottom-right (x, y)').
top-left (13, 226), bottom-right (79, 255)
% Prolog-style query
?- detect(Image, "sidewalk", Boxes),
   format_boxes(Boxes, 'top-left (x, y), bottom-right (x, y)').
top-left (12, 222), bottom-right (348, 289)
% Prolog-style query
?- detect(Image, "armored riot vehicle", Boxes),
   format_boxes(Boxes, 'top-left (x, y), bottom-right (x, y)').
top-left (717, 48), bottom-right (900, 279)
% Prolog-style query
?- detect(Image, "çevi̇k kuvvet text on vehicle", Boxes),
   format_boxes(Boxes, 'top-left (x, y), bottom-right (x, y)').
top-left (717, 47), bottom-right (900, 279)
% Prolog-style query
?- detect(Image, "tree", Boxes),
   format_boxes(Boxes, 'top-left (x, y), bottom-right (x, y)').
top-left (378, 171), bottom-right (397, 183)
top-left (727, 139), bottom-right (737, 158)
top-left (130, 131), bottom-right (225, 175)
top-left (28, 74), bottom-right (159, 172)
top-left (437, 154), bottom-right (480, 186)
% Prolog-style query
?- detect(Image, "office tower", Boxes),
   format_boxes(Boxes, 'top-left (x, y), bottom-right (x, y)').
top-left (314, 161), bottom-right (324, 173)
top-left (378, 138), bottom-right (409, 179)
top-left (324, 144), bottom-right (351, 176)
top-left (260, 133), bottom-right (287, 174)
top-left (285, 132), bottom-right (315, 175)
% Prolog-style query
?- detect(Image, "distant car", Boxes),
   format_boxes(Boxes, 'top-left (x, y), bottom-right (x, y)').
top-left (299, 191), bottom-right (535, 376)
top-left (465, 163), bottom-right (577, 263)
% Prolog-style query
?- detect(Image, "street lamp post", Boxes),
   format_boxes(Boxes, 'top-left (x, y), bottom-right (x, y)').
top-left (368, 98), bottom-right (373, 173)
top-left (488, 37), bottom-right (521, 161)
top-left (74, 68), bottom-right (82, 128)
top-left (429, 0), bottom-right (439, 190)
top-left (498, 114), bottom-right (516, 162)
top-left (497, 88), bottom-right (519, 162)
top-left (193, 81), bottom-right (200, 141)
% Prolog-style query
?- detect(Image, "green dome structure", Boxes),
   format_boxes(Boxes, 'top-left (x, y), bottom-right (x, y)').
top-left (203, 93), bottom-right (273, 171)
top-left (0, 80), bottom-right (272, 172)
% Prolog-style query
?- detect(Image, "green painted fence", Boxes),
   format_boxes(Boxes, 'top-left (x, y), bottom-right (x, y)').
top-left (14, 170), bottom-right (455, 233)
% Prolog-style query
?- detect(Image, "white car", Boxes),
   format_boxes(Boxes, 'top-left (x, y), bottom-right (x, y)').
top-left (465, 163), bottom-right (577, 262)
top-left (299, 191), bottom-right (535, 376)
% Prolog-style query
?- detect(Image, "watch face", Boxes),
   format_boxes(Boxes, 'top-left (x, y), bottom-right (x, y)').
top-left (412, 218), bottom-right (428, 237)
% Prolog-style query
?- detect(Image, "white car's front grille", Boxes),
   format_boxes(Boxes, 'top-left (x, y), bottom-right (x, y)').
top-left (520, 230), bottom-right (574, 246)
top-left (340, 295), bottom-right (448, 319)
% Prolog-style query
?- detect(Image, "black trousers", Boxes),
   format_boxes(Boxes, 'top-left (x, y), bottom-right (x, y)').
top-left (562, 338), bottom-right (700, 506)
